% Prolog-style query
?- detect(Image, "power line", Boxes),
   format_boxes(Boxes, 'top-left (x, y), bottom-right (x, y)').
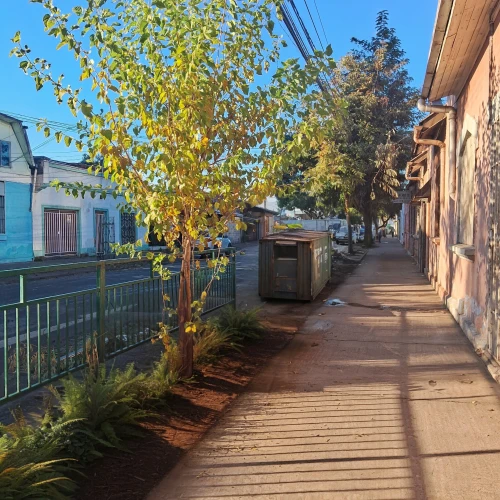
top-left (7, 137), bottom-right (57, 166)
top-left (302, 0), bottom-right (324, 50)
top-left (0, 110), bottom-right (80, 133)
top-left (279, 1), bottom-right (336, 97)
top-left (289, 0), bottom-right (317, 55)
top-left (280, 3), bottom-right (311, 62)
top-left (312, 0), bottom-right (329, 47)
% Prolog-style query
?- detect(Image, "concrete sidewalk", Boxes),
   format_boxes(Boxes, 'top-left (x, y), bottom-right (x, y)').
top-left (149, 239), bottom-right (500, 500)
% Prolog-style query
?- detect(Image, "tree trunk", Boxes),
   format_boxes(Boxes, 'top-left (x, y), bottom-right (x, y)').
top-left (345, 197), bottom-right (353, 254)
top-left (363, 207), bottom-right (373, 248)
top-left (178, 238), bottom-right (193, 378)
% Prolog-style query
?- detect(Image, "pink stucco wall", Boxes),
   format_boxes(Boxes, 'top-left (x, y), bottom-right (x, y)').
top-left (405, 12), bottom-right (500, 347)
top-left (438, 14), bottom-right (499, 340)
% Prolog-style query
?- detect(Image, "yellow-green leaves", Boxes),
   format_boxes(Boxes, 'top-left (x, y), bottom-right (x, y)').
top-left (12, 0), bottom-right (339, 362)
top-left (80, 100), bottom-right (93, 118)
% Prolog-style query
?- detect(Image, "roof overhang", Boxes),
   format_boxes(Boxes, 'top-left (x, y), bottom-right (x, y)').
top-left (422, 0), bottom-right (499, 101)
top-left (409, 149), bottom-right (428, 170)
top-left (0, 112), bottom-right (34, 168)
top-left (245, 205), bottom-right (279, 216)
top-left (411, 180), bottom-right (432, 205)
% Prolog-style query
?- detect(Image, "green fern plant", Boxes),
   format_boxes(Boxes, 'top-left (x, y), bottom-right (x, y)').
top-left (193, 320), bottom-right (240, 365)
top-left (144, 357), bottom-right (179, 401)
top-left (0, 411), bottom-right (76, 499)
top-left (142, 332), bottom-right (181, 401)
top-left (50, 356), bottom-right (149, 463)
top-left (215, 307), bottom-right (265, 341)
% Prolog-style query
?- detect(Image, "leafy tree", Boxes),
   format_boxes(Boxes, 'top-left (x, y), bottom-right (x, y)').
top-left (344, 10), bottom-right (419, 245)
top-left (277, 153), bottom-right (341, 219)
top-left (12, 0), bottom-right (335, 377)
top-left (81, 153), bottom-right (104, 166)
top-left (308, 124), bottom-right (363, 253)
top-left (281, 11), bottom-right (417, 248)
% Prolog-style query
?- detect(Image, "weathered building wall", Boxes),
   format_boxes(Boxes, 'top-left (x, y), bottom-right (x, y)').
top-left (226, 223), bottom-right (241, 245)
top-left (0, 119), bottom-right (34, 263)
top-left (411, 11), bottom-right (500, 350)
top-left (438, 15), bottom-right (499, 345)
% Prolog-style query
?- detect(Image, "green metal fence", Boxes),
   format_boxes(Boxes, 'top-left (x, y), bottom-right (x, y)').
top-left (0, 252), bottom-right (236, 403)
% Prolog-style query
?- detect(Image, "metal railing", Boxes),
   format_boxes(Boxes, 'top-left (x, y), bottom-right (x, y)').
top-left (0, 251), bottom-right (236, 403)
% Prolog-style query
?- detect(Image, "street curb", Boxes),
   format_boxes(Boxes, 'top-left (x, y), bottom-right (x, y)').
top-left (335, 246), bottom-right (369, 265)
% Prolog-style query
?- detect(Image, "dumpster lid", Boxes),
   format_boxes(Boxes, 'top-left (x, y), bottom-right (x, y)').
top-left (260, 230), bottom-right (329, 243)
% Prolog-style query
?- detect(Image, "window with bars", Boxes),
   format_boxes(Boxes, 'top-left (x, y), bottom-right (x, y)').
top-left (0, 141), bottom-right (10, 167)
top-left (0, 182), bottom-right (5, 234)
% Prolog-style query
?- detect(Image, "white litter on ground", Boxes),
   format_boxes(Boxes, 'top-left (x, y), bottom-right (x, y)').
top-left (325, 298), bottom-right (346, 306)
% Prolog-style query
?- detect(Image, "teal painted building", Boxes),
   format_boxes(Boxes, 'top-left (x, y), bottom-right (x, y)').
top-left (0, 182), bottom-right (33, 262)
top-left (0, 113), bottom-right (35, 263)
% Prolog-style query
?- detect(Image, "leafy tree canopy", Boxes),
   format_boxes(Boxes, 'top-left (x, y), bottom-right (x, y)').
top-left (293, 11), bottom-right (419, 247)
top-left (12, 0), bottom-right (337, 375)
top-left (276, 152), bottom-right (341, 219)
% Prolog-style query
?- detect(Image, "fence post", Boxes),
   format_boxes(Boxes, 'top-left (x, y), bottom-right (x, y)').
top-left (96, 261), bottom-right (106, 361)
top-left (19, 275), bottom-right (27, 304)
top-left (232, 250), bottom-right (237, 308)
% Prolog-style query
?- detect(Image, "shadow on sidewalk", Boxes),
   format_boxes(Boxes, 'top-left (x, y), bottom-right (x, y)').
top-left (149, 239), bottom-right (500, 500)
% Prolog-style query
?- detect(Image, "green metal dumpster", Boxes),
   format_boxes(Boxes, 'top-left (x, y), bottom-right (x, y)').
top-left (259, 230), bottom-right (331, 301)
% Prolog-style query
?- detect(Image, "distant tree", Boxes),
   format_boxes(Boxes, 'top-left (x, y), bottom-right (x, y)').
top-left (345, 11), bottom-right (418, 245)
top-left (81, 153), bottom-right (104, 166)
top-left (280, 11), bottom-right (418, 248)
top-left (277, 152), bottom-right (341, 219)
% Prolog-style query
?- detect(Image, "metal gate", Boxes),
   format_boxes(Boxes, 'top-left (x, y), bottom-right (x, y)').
top-left (120, 212), bottom-right (136, 244)
top-left (44, 209), bottom-right (78, 256)
top-left (95, 212), bottom-right (115, 259)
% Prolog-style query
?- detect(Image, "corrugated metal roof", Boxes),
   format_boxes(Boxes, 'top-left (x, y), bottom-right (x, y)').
top-left (261, 230), bottom-right (329, 243)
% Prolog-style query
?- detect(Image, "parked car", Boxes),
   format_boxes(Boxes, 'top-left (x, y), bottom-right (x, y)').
top-left (207, 235), bottom-right (232, 253)
top-left (328, 219), bottom-right (347, 237)
top-left (196, 233), bottom-right (233, 255)
top-left (335, 227), bottom-right (357, 245)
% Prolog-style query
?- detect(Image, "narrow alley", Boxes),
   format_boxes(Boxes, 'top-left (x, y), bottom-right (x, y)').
top-left (149, 239), bottom-right (500, 500)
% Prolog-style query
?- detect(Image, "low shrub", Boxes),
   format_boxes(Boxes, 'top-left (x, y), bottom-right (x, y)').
top-left (193, 320), bottom-right (240, 365)
top-left (50, 355), bottom-right (149, 463)
top-left (142, 335), bottom-right (181, 401)
top-left (0, 411), bottom-right (76, 499)
top-left (0, 308), bottom-right (266, 496)
top-left (215, 307), bottom-right (265, 341)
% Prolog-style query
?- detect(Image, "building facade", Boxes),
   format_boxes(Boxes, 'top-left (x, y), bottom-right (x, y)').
top-left (0, 113), bottom-right (34, 263)
top-left (32, 157), bottom-right (148, 259)
top-left (403, 0), bottom-right (500, 368)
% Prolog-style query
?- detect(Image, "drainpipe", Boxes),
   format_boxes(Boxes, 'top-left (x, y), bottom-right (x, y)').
top-left (32, 167), bottom-right (38, 207)
top-left (417, 98), bottom-right (456, 193)
top-left (413, 126), bottom-right (445, 149)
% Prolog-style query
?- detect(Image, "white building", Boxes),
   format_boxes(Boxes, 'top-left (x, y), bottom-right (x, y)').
top-left (33, 156), bottom-right (148, 259)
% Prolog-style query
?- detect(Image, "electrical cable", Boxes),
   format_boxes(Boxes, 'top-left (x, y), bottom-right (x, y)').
top-left (302, 0), bottom-right (324, 50)
top-left (312, 0), bottom-right (329, 47)
top-left (279, 1), bottom-right (336, 97)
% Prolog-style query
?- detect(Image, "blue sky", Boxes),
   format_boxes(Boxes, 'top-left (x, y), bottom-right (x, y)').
top-left (0, 0), bottom-right (438, 161)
